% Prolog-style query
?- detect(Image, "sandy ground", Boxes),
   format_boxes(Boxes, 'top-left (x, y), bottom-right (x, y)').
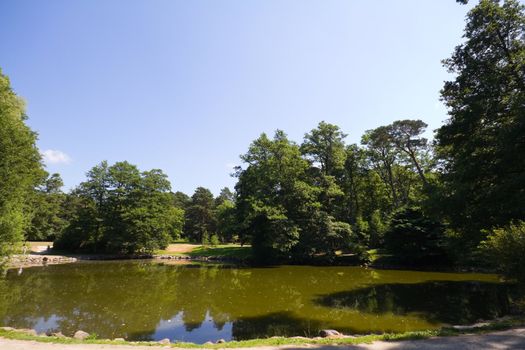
top-left (162, 244), bottom-right (201, 254)
top-left (26, 242), bottom-right (53, 254)
top-left (1, 329), bottom-right (525, 350)
top-left (24, 242), bottom-right (200, 255)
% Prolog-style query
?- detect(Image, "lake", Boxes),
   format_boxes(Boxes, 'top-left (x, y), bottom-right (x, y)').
top-left (0, 261), bottom-right (512, 343)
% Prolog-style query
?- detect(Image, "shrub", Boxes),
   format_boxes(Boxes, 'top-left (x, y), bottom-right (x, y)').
top-left (480, 221), bottom-right (525, 281)
top-left (209, 234), bottom-right (220, 246)
top-left (201, 231), bottom-right (210, 246)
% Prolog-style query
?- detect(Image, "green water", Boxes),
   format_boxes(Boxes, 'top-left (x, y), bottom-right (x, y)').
top-left (0, 261), bottom-right (512, 343)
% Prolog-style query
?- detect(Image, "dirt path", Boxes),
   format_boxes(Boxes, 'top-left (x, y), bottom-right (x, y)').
top-left (1, 328), bottom-right (524, 350)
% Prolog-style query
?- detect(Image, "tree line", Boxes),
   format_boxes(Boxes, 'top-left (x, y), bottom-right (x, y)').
top-left (1, 0), bottom-right (524, 277)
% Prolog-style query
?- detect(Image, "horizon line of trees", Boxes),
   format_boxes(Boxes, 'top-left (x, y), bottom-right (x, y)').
top-left (1, 0), bottom-right (524, 277)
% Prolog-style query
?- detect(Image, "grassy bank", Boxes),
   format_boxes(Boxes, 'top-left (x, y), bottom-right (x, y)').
top-left (0, 317), bottom-right (524, 348)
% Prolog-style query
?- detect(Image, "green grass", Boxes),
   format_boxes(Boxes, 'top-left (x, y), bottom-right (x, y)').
top-left (0, 317), bottom-right (523, 348)
top-left (171, 239), bottom-right (191, 244)
top-left (187, 244), bottom-right (252, 260)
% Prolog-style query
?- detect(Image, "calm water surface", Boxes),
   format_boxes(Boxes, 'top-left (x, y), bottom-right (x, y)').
top-left (0, 261), bottom-right (512, 343)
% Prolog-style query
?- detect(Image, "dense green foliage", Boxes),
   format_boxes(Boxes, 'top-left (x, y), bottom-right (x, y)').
top-left (234, 130), bottom-right (363, 263)
top-left (183, 187), bottom-right (217, 243)
top-left (435, 0), bottom-right (525, 245)
top-left (25, 173), bottom-right (67, 241)
top-left (0, 69), bottom-right (44, 257)
top-left (480, 221), bottom-right (525, 281)
top-left (383, 207), bottom-right (447, 265)
top-left (54, 161), bottom-right (175, 254)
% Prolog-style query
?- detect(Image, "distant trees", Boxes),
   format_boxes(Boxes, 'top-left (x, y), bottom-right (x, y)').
top-left (175, 186), bottom-right (239, 244)
top-left (215, 199), bottom-right (237, 243)
top-left (0, 69), bottom-right (45, 257)
top-left (25, 173), bottom-right (67, 241)
top-left (183, 187), bottom-right (217, 243)
top-left (54, 161), bottom-right (174, 254)
top-left (230, 120), bottom-right (437, 264)
top-left (167, 206), bottom-right (185, 241)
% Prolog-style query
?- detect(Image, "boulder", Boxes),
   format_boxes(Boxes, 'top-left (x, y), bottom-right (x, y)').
top-left (114, 338), bottom-right (125, 341)
top-left (216, 338), bottom-right (226, 343)
top-left (203, 341), bottom-right (214, 346)
top-left (73, 330), bottom-right (90, 340)
top-left (52, 332), bottom-right (66, 338)
top-left (319, 329), bottom-right (341, 338)
top-left (159, 338), bottom-right (171, 344)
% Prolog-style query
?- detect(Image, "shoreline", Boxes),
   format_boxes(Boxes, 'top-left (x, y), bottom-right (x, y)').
top-left (6, 252), bottom-right (500, 276)
top-left (6, 253), bottom-right (246, 269)
top-left (0, 317), bottom-right (524, 348)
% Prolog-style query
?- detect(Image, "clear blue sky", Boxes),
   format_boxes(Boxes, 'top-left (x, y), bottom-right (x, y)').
top-left (0, 0), bottom-right (475, 195)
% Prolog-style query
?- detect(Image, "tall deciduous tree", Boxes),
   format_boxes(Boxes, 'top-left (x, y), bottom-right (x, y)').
top-left (362, 126), bottom-right (401, 208)
top-left (436, 0), bottom-right (525, 242)
top-left (389, 119), bottom-right (430, 187)
top-left (301, 121), bottom-right (347, 176)
top-left (0, 69), bottom-right (44, 256)
top-left (301, 122), bottom-right (346, 214)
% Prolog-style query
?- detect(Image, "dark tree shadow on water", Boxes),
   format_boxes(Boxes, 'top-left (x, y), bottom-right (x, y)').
top-left (232, 312), bottom-right (326, 340)
top-left (315, 281), bottom-right (512, 325)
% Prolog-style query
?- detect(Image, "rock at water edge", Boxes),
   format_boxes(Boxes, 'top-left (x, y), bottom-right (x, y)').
top-left (73, 330), bottom-right (90, 340)
top-left (319, 329), bottom-right (341, 338)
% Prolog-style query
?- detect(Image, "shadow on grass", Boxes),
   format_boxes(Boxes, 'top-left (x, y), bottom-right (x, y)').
top-left (188, 245), bottom-right (252, 260)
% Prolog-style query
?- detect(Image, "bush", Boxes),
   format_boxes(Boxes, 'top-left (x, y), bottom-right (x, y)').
top-left (201, 231), bottom-right (210, 246)
top-left (209, 234), bottom-right (220, 246)
top-left (480, 221), bottom-right (525, 281)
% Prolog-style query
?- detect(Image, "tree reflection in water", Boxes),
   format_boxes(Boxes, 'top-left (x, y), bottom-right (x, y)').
top-left (0, 262), bottom-right (513, 343)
